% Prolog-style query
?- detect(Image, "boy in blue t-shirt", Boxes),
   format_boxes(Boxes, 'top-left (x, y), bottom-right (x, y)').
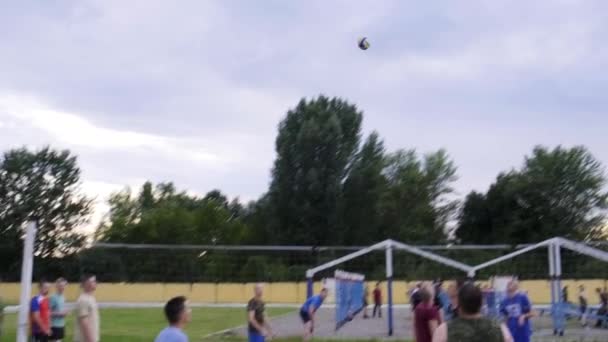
top-left (154, 296), bottom-right (191, 342)
top-left (500, 280), bottom-right (534, 342)
top-left (300, 288), bottom-right (328, 341)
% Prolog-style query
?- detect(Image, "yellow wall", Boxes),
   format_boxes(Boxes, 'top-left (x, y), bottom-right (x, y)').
top-left (1, 279), bottom-right (606, 305)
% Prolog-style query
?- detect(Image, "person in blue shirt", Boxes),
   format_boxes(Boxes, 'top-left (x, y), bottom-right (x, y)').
top-left (154, 296), bottom-right (192, 342)
top-left (500, 280), bottom-right (534, 342)
top-left (50, 278), bottom-right (69, 342)
top-left (300, 288), bottom-right (328, 341)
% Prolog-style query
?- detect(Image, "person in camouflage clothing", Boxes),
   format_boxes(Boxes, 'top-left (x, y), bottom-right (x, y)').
top-left (433, 283), bottom-right (513, 342)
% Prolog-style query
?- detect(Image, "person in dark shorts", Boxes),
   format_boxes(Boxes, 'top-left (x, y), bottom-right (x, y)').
top-left (362, 285), bottom-right (370, 319)
top-left (373, 282), bottom-right (382, 318)
top-left (432, 283), bottom-right (513, 342)
top-left (247, 284), bottom-right (274, 342)
top-left (31, 280), bottom-right (52, 342)
top-left (596, 288), bottom-right (608, 328)
top-left (300, 288), bottom-right (328, 341)
top-left (50, 278), bottom-right (68, 341)
top-left (500, 280), bottom-right (534, 342)
top-left (578, 285), bottom-right (588, 327)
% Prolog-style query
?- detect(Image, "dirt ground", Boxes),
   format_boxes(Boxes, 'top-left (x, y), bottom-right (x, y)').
top-left (227, 307), bottom-right (608, 341)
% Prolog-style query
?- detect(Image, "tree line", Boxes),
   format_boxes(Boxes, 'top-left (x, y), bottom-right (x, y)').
top-left (0, 95), bottom-right (606, 281)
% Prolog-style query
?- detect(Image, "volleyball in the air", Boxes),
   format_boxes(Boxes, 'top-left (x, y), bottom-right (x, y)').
top-left (358, 37), bottom-right (370, 50)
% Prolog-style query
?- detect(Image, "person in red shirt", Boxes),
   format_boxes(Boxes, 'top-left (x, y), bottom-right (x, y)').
top-left (31, 280), bottom-right (52, 342)
top-left (373, 282), bottom-right (382, 318)
top-left (414, 286), bottom-right (440, 342)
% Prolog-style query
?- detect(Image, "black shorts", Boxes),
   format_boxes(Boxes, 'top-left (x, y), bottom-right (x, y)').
top-left (51, 327), bottom-right (65, 340)
top-left (31, 334), bottom-right (49, 342)
top-left (300, 310), bottom-right (311, 323)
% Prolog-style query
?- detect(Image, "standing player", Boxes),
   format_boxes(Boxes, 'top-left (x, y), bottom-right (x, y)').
top-left (300, 288), bottom-right (328, 341)
top-left (500, 280), bottom-right (534, 342)
top-left (433, 283), bottom-right (513, 342)
top-left (595, 288), bottom-right (608, 328)
top-left (247, 284), bottom-right (274, 342)
top-left (50, 278), bottom-right (69, 342)
top-left (362, 285), bottom-right (370, 319)
top-left (410, 282), bottom-right (423, 311)
top-left (30, 280), bottom-right (52, 342)
top-left (414, 286), bottom-right (440, 342)
top-left (74, 274), bottom-right (100, 342)
top-left (154, 296), bottom-right (191, 342)
top-left (578, 285), bottom-right (588, 327)
top-left (372, 282), bottom-right (382, 318)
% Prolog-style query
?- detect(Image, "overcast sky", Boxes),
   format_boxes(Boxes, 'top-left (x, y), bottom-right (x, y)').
top-left (1, 0), bottom-right (607, 230)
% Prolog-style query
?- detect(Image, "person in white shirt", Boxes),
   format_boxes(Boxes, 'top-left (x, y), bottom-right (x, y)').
top-left (73, 274), bottom-right (99, 342)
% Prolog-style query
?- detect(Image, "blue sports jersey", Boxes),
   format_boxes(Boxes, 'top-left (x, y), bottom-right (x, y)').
top-left (500, 293), bottom-right (532, 342)
top-left (301, 295), bottom-right (324, 313)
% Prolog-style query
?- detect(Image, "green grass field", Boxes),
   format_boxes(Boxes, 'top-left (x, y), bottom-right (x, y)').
top-left (1, 307), bottom-right (296, 341)
top-left (0, 307), bottom-right (391, 342)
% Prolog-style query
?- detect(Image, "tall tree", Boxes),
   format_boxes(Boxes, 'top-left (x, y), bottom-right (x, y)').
top-left (341, 132), bottom-right (387, 244)
top-left (269, 96), bottom-right (363, 245)
top-left (456, 146), bottom-right (608, 243)
top-left (97, 182), bottom-right (246, 245)
top-left (380, 149), bottom-right (458, 243)
top-left (0, 147), bottom-right (91, 259)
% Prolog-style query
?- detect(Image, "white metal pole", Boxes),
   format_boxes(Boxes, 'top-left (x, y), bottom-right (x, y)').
top-left (17, 221), bottom-right (37, 342)
top-left (555, 241), bottom-right (563, 304)
top-left (385, 242), bottom-right (394, 336)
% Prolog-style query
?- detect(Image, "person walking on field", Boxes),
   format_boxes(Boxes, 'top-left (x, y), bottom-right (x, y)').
top-left (31, 280), bottom-right (52, 342)
top-left (432, 283), bottom-right (513, 342)
top-left (578, 285), bottom-right (588, 327)
top-left (362, 285), bottom-right (370, 319)
top-left (373, 282), bottom-right (382, 318)
top-left (73, 274), bottom-right (100, 342)
top-left (300, 288), bottom-right (328, 341)
top-left (50, 278), bottom-right (69, 342)
top-left (247, 284), bottom-right (274, 342)
top-left (414, 285), bottom-right (440, 342)
top-left (500, 280), bottom-right (534, 342)
top-left (596, 288), bottom-right (608, 328)
top-left (154, 296), bottom-right (192, 342)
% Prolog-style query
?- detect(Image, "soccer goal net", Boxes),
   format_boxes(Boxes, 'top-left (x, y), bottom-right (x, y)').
top-left (333, 270), bottom-right (365, 330)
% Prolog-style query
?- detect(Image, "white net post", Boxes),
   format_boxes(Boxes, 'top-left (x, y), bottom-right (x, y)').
top-left (385, 242), bottom-right (393, 336)
top-left (17, 221), bottom-right (37, 342)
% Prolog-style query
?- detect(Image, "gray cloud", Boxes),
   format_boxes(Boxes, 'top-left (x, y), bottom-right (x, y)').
top-left (1, 0), bottom-right (607, 228)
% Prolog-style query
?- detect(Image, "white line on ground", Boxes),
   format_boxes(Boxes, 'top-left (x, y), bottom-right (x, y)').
top-left (201, 310), bottom-right (297, 340)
